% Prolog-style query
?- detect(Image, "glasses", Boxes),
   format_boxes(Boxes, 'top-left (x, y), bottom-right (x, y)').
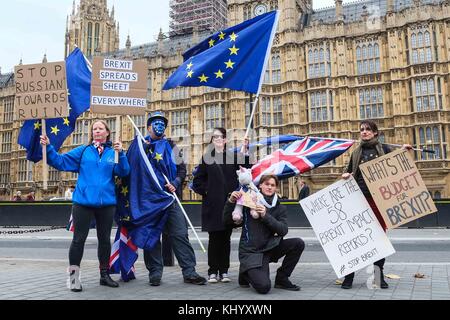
top-left (212, 135), bottom-right (224, 140)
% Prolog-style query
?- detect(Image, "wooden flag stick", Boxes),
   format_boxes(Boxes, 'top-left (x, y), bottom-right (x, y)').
top-left (115, 116), bottom-right (121, 163)
top-left (41, 120), bottom-right (48, 190)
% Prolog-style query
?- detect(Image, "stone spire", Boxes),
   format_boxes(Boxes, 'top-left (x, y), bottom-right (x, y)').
top-left (335, 0), bottom-right (344, 22)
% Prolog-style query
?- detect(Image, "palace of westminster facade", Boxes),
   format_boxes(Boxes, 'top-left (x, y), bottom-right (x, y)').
top-left (0, 0), bottom-right (449, 200)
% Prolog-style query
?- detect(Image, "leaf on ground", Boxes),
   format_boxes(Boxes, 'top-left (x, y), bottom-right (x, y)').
top-left (414, 273), bottom-right (426, 278)
top-left (385, 274), bottom-right (400, 279)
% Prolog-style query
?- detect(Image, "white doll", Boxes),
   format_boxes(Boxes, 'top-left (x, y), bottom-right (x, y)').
top-left (232, 167), bottom-right (261, 224)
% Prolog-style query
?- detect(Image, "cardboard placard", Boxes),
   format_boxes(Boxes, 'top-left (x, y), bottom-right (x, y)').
top-left (359, 149), bottom-right (437, 229)
top-left (237, 190), bottom-right (257, 209)
top-left (300, 177), bottom-right (395, 278)
top-left (14, 62), bottom-right (68, 120)
top-left (91, 57), bottom-right (147, 115)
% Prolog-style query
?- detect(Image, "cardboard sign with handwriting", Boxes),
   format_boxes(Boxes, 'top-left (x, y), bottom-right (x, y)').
top-left (15, 62), bottom-right (68, 120)
top-left (300, 177), bottom-right (395, 277)
top-left (91, 57), bottom-right (147, 115)
top-left (359, 149), bottom-right (437, 229)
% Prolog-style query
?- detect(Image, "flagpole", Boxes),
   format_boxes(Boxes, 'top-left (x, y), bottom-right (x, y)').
top-left (126, 115), bottom-right (206, 253)
top-left (244, 95), bottom-right (259, 139)
top-left (41, 120), bottom-right (48, 190)
top-left (349, 139), bottom-right (435, 153)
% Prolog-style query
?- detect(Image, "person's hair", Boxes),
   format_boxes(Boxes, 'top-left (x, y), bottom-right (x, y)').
top-left (258, 174), bottom-right (279, 187)
top-left (88, 120), bottom-right (111, 144)
top-left (209, 127), bottom-right (227, 143)
top-left (360, 120), bottom-right (379, 137)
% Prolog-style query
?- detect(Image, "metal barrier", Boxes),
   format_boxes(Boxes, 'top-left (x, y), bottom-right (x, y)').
top-left (1, 200), bottom-right (449, 228)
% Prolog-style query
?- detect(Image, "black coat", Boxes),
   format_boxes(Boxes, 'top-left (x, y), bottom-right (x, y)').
top-left (298, 184), bottom-right (310, 201)
top-left (193, 149), bottom-right (250, 232)
top-left (223, 199), bottom-right (288, 273)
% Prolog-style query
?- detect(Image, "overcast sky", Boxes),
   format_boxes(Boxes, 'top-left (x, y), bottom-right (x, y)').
top-left (0, 0), bottom-right (337, 73)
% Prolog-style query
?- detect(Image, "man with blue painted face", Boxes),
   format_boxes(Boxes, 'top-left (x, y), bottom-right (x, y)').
top-left (143, 111), bottom-right (207, 286)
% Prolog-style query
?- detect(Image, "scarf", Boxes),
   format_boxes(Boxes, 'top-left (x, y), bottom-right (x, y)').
top-left (259, 193), bottom-right (278, 209)
top-left (351, 138), bottom-right (385, 176)
top-left (92, 140), bottom-right (111, 155)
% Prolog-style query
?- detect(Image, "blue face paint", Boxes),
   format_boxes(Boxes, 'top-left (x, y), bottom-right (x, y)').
top-left (152, 119), bottom-right (166, 137)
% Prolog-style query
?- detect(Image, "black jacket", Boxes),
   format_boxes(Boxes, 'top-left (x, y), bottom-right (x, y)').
top-left (193, 149), bottom-right (250, 232)
top-left (298, 185), bottom-right (310, 201)
top-left (223, 199), bottom-right (288, 273)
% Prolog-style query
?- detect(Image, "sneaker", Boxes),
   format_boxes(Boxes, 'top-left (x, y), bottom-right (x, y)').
top-left (184, 274), bottom-right (207, 285)
top-left (220, 273), bottom-right (231, 283)
top-left (274, 279), bottom-right (300, 291)
top-left (208, 274), bottom-right (218, 283)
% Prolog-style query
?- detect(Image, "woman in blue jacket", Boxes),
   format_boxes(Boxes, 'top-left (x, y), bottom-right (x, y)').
top-left (40, 120), bottom-right (130, 292)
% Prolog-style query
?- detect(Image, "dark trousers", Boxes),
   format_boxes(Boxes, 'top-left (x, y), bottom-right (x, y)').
top-left (345, 258), bottom-right (386, 281)
top-left (69, 205), bottom-right (115, 270)
top-left (207, 229), bottom-right (233, 275)
top-left (243, 238), bottom-right (305, 294)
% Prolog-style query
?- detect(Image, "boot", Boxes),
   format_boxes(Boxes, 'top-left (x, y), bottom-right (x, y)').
top-left (374, 259), bottom-right (388, 289)
top-left (100, 269), bottom-right (119, 288)
top-left (67, 265), bottom-right (82, 292)
top-left (380, 270), bottom-right (389, 289)
top-left (341, 273), bottom-right (354, 289)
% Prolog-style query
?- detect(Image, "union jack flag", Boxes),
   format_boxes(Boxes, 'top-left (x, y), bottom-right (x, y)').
top-left (109, 226), bottom-right (138, 282)
top-left (251, 137), bottom-right (354, 184)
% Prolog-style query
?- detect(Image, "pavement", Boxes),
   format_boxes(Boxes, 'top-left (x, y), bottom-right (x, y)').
top-left (1, 228), bottom-right (450, 301)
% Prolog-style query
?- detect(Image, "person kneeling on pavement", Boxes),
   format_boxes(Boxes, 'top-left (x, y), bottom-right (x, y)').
top-left (223, 174), bottom-right (305, 294)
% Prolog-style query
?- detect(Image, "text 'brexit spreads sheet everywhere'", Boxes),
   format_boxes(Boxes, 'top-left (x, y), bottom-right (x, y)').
top-left (299, 177), bottom-right (395, 277)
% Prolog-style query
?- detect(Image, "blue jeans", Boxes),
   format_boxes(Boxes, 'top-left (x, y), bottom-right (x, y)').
top-left (143, 202), bottom-right (198, 279)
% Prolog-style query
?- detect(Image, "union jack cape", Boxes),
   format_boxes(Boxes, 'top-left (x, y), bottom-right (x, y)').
top-left (251, 136), bottom-right (354, 184)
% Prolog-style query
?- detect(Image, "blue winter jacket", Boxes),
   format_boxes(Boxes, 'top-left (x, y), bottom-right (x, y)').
top-left (46, 144), bottom-right (130, 208)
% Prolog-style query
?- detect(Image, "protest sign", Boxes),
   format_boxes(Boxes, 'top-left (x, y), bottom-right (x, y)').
top-left (299, 177), bottom-right (395, 277)
top-left (15, 62), bottom-right (68, 120)
top-left (91, 57), bottom-right (147, 115)
top-left (359, 148), bottom-right (437, 229)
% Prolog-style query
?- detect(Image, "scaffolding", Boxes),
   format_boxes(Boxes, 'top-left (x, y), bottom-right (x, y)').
top-left (169, 0), bottom-right (228, 34)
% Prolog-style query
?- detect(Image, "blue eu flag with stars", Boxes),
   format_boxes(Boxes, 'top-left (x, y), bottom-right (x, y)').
top-left (18, 48), bottom-right (91, 163)
top-left (163, 11), bottom-right (279, 94)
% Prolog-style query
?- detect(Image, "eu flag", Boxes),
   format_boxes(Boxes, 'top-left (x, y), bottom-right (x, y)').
top-left (18, 48), bottom-right (91, 162)
top-left (115, 136), bottom-right (175, 250)
top-left (163, 11), bottom-right (279, 94)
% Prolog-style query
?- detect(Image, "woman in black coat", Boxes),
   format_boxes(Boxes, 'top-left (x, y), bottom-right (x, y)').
top-left (192, 128), bottom-right (250, 283)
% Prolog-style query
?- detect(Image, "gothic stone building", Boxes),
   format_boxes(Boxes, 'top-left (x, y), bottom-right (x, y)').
top-left (0, 0), bottom-right (449, 200)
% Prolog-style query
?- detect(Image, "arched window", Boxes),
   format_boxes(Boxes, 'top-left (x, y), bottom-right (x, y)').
top-left (419, 127), bottom-right (425, 144)
top-left (87, 22), bottom-right (93, 56)
top-left (374, 43), bottom-right (380, 57)
top-left (94, 23), bottom-right (100, 52)
top-left (356, 41), bottom-right (380, 75)
top-left (411, 33), bottom-right (417, 48)
top-left (434, 191), bottom-right (441, 199)
top-left (411, 29), bottom-right (433, 65)
top-left (417, 32), bottom-right (423, 47)
top-left (424, 31), bottom-right (431, 46)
